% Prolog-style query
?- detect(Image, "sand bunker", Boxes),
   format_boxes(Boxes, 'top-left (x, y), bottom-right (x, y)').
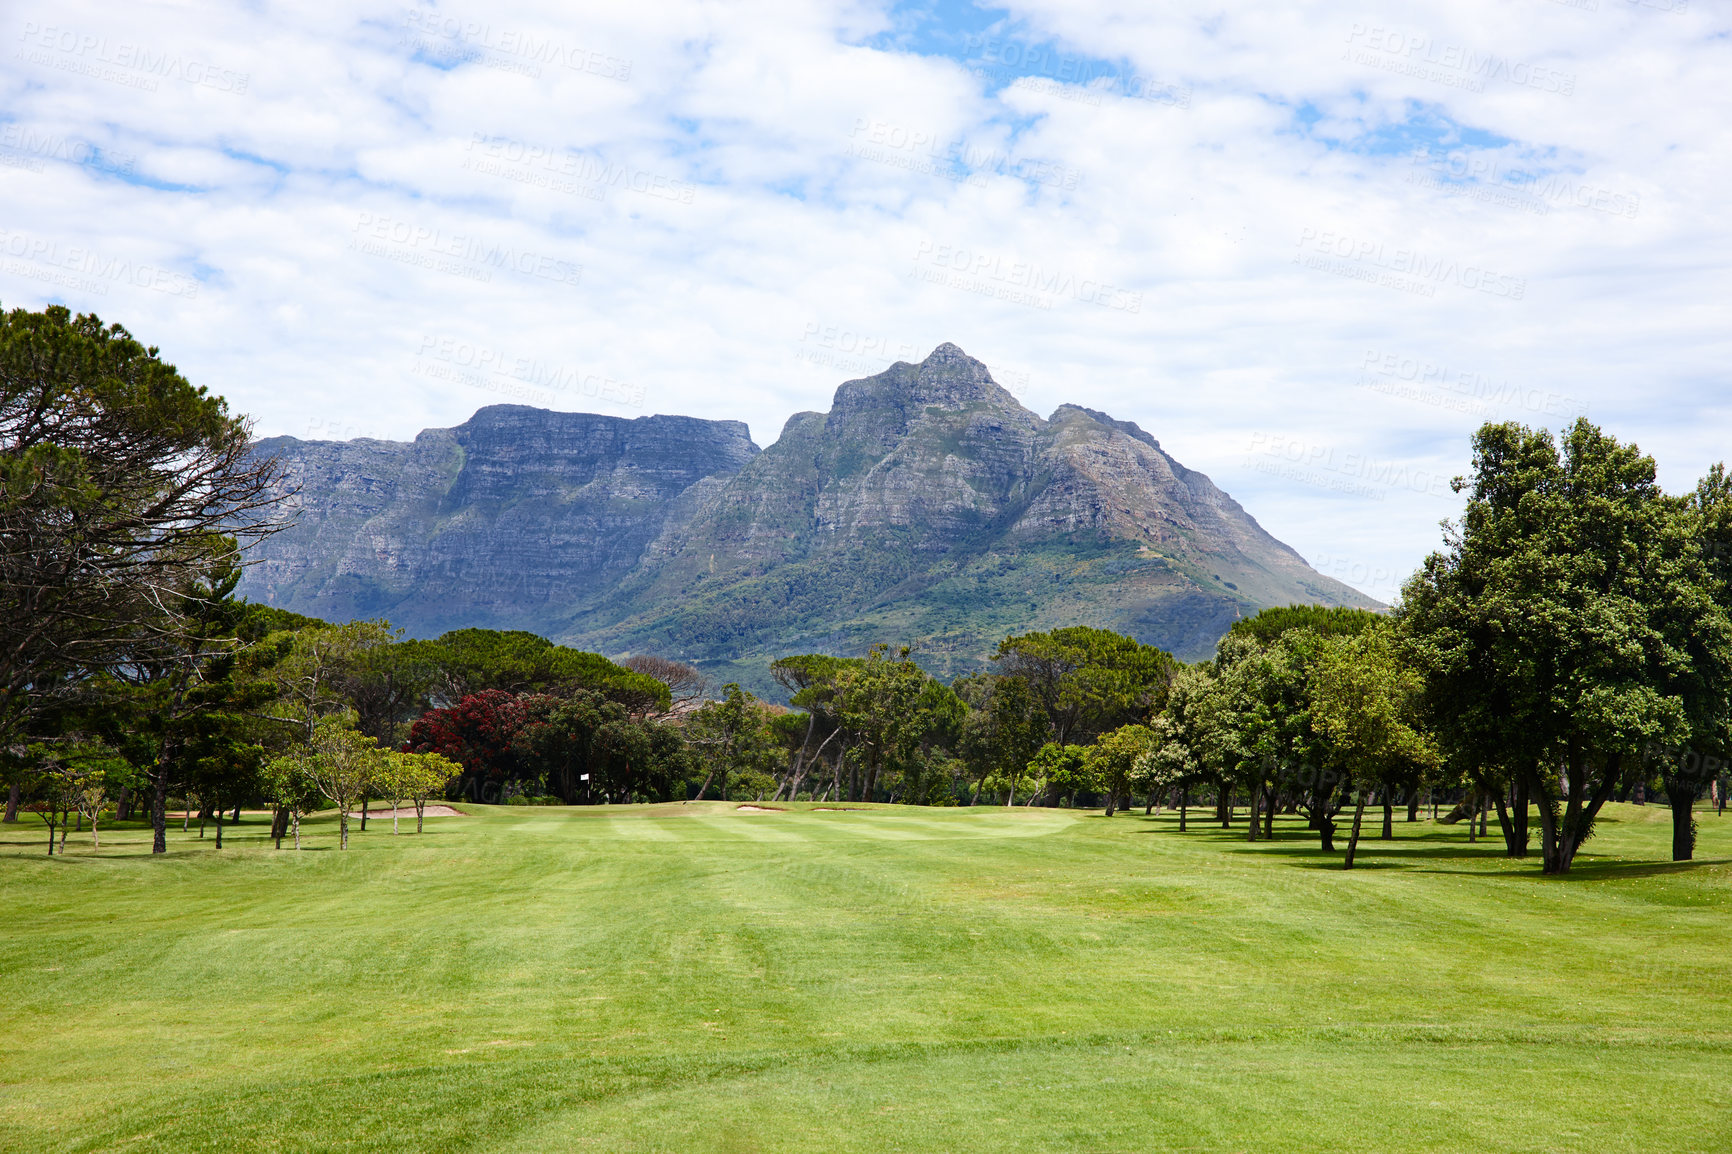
top-left (344, 805), bottom-right (466, 819)
top-left (734, 804), bottom-right (785, 812)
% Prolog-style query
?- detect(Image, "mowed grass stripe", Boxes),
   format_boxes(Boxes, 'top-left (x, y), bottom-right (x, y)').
top-left (2, 802), bottom-right (1728, 1152)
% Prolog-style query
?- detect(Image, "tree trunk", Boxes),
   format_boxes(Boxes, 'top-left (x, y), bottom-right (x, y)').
top-left (1343, 792), bottom-right (1369, 868)
top-left (1179, 786), bottom-right (1187, 832)
top-left (214, 806), bottom-right (224, 849)
top-left (1381, 796), bottom-right (1393, 840)
top-left (151, 765), bottom-right (170, 855)
top-left (1264, 785), bottom-right (1275, 838)
top-left (1406, 785), bottom-right (1419, 822)
top-left (1494, 790), bottom-right (1516, 856)
top-left (361, 795), bottom-right (369, 832)
top-left (4, 780), bottom-right (18, 822)
top-left (1665, 776), bottom-right (1697, 861)
top-left (292, 808), bottom-right (301, 850)
top-left (1245, 785), bottom-right (1258, 841)
top-left (692, 766), bottom-right (718, 802)
top-left (339, 806), bottom-right (350, 850)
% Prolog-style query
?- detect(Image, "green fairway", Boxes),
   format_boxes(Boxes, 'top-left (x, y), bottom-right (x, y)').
top-left (2, 801), bottom-right (1729, 1152)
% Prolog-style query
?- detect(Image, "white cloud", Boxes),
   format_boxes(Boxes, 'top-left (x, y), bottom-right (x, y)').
top-left (1, 0), bottom-right (1726, 603)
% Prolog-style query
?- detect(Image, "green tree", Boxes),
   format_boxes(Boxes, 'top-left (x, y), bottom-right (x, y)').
top-left (400, 750), bottom-right (461, 832)
top-left (1025, 742), bottom-right (1093, 808)
top-left (260, 752), bottom-right (319, 849)
top-left (994, 627), bottom-right (1177, 745)
top-left (1401, 420), bottom-right (1703, 873)
top-left (956, 673), bottom-right (1047, 805)
top-left (0, 305), bottom-right (284, 765)
top-left (1310, 624), bottom-right (1439, 868)
top-left (686, 684), bottom-right (779, 802)
top-left (302, 718), bottom-right (386, 849)
top-left (1145, 666), bottom-right (1221, 831)
top-left (1086, 725), bottom-right (1156, 815)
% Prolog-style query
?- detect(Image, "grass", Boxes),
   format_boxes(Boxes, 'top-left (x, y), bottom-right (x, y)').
top-left (2, 800), bottom-right (1730, 1152)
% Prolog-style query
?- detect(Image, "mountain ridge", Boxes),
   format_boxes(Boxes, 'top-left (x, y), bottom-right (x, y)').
top-left (241, 344), bottom-right (1378, 688)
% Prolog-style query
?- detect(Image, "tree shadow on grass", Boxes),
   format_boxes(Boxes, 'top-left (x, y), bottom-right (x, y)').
top-left (1416, 856), bottom-right (1731, 881)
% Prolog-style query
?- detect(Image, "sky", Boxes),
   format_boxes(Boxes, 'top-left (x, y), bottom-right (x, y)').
top-left (2, 0), bottom-right (1726, 605)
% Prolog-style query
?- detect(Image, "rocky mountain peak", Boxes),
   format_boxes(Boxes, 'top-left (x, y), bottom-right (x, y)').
top-left (827, 343), bottom-right (1027, 436)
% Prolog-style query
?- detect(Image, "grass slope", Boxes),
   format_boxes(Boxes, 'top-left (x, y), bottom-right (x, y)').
top-left (2, 802), bottom-right (1729, 1152)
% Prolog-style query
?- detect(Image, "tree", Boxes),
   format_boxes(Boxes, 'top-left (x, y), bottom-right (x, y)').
top-left (302, 718), bottom-right (385, 849)
top-left (995, 627), bottom-right (1177, 746)
top-left (686, 684), bottom-right (779, 801)
top-left (405, 689), bottom-right (532, 802)
top-left (398, 750), bottom-right (461, 832)
top-left (260, 752), bottom-right (319, 849)
top-left (1026, 743), bottom-right (1093, 808)
top-left (429, 629), bottom-right (669, 713)
top-left (956, 673), bottom-right (1047, 805)
top-left (376, 749), bottom-right (461, 833)
top-left (1310, 624), bottom-right (1438, 868)
top-left (831, 646), bottom-right (933, 803)
top-left (24, 761), bottom-right (78, 855)
top-left (0, 305), bottom-right (284, 763)
top-left (1087, 725), bottom-right (1157, 816)
top-left (620, 655), bottom-right (707, 709)
top-left (1145, 666), bottom-right (1220, 832)
top-left (1400, 420), bottom-right (1701, 873)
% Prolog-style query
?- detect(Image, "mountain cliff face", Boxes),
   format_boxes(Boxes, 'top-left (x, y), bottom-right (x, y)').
top-left (244, 407), bottom-right (760, 635)
top-left (242, 344), bottom-right (1377, 683)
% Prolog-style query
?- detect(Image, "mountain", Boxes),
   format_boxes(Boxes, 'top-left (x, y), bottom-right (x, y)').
top-left (244, 406), bottom-right (759, 635)
top-left (242, 344), bottom-right (1378, 688)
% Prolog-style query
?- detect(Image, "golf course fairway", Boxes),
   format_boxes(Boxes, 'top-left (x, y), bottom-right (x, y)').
top-left (2, 801), bottom-right (1728, 1152)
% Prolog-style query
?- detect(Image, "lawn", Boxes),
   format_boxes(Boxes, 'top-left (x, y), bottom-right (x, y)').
top-left (2, 800), bottom-right (1729, 1152)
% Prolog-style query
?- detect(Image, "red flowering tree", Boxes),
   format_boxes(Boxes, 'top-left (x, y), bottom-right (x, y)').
top-left (406, 690), bottom-right (542, 800)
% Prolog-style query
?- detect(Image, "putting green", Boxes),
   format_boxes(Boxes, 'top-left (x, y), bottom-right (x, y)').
top-left (1, 800), bottom-right (1727, 1152)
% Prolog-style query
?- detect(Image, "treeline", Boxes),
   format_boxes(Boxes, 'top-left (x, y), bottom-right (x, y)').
top-left (1137, 422), bottom-right (1732, 876)
top-left (6, 304), bottom-right (1731, 874)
